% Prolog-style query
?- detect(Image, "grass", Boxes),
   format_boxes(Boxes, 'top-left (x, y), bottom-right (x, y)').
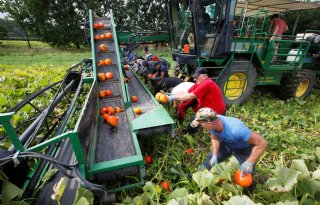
top-left (0, 40), bottom-right (91, 66)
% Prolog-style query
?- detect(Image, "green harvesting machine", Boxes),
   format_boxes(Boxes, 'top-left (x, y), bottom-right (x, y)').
top-left (168, 0), bottom-right (320, 106)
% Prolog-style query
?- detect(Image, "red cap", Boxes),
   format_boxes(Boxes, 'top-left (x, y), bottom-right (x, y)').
top-left (152, 56), bottom-right (159, 62)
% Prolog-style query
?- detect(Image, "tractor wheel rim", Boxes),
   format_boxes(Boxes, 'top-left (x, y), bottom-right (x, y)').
top-left (224, 73), bottom-right (247, 100)
top-left (296, 79), bottom-right (310, 97)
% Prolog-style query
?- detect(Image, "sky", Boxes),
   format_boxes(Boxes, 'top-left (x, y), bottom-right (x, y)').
top-left (0, 12), bottom-right (7, 19)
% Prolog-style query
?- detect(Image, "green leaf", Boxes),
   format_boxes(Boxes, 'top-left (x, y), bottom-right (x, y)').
top-left (2, 179), bottom-right (23, 202)
top-left (143, 182), bottom-right (158, 200)
top-left (312, 169), bottom-right (320, 180)
top-left (270, 200), bottom-right (298, 205)
top-left (192, 170), bottom-right (216, 191)
top-left (183, 134), bottom-right (194, 147)
top-left (168, 197), bottom-right (189, 205)
top-left (73, 188), bottom-right (94, 205)
top-left (266, 167), bottom-right (300, 192)
top-left (73, 197), bottom-right (90, 205)
top-left (222, 195), bottom-right (263, 205)
top-left (290, 159), bottom-right (310, 180)
top-left (122, 196), bottom-right (133, 203)
top-left (51, 177), bottom-right (66, 203)
top-left (188, 192), bottom-right (214, 205)
top-left (0, 95), bottom-right (8, 106)
top-left (169, 188), bottom-right (189, 199)
top-left (0, 170), bottom-right (9, 181)
top-left (133, 194), bottom-right (149, 205)
top-left (296, 180), bottom-right (320, 198)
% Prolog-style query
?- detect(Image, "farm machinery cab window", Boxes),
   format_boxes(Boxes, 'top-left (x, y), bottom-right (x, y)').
top-left (168, 0), bottom-right (232, 57)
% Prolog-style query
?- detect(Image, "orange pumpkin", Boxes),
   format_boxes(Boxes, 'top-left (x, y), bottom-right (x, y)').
top-left (105, 90), bottom-right (112, 96)
top-left (114, 106), bottom-right (122, 113)
top-left (99, 90), bottom-right (106, 98)
top-left (106, 106), bottom-right (115, 115)
top-left (107, 115), bottom-right (119, 127)
top-left (105, 32), bottom-right (112, 39)
top-left (100, 107), bottom-right (107, 115)
top-left (144, 155), bottom-right (152, 164)
top-left (161, 181), bottom-right (170, 192)
top-left (94, 34), bottom-right (100, 41)
top-left (105, 58), bottom-right (112, 65)
top-left (155, 92), bottom-right (162, 102)
top-left (102, 113), bottom-right (110, 122)
top-left (98, 22), bottom-right (104, 28)
top-left (99, 44), bottom-right (107, 52)
top-left (233, 170), bottom-right (252, 187)
top-left (106, 72), bottom-right (113, 79)
top-left (98, 60), bottom-right (105, 66)
top-left (134, 107), bottom-right (142, 115)
top-left (131, 96), bottom-right (138, 102)
top-left (97, 73), bottom-right (106, 81)
top-left (159, 94), bottom-right (168, 104)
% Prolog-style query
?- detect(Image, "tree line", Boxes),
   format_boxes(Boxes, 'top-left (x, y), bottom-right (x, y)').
top-left (0, 0), bottom-right (319, 49)
top-left (0, 0), bottom-right (167, 48)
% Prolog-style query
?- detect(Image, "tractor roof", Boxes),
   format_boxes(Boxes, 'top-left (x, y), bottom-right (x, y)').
top-left (236, 0), bottom-right (320, 16)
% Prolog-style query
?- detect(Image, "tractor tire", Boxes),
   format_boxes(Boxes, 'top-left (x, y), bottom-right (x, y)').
top-left (314, 76), bottom-right (320, 90)
top-left (277, 69), bottom-right (316, 100)
top-left (216, 62), bottom-right (257, 107)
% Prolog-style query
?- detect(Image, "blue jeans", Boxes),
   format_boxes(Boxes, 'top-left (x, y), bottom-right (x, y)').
top-left (202, 142), bottom-right (255, 175)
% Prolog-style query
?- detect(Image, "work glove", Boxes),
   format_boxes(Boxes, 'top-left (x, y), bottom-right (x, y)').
top-left (163, 92), bottom-right (176, 102)
top-left (240, 161), bottom-right (254, 177)
top-left (209, 154), bottom-right (218, 167)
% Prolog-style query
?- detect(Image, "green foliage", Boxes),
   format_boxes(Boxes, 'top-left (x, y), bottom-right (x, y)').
top-left (73, 188), bottom-right (94, 205)
top-left (0, 170), bottom-right (24, 203)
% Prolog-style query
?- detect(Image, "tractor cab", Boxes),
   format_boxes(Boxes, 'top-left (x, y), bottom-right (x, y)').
top-left (167, 0), bottom-right (237, 66)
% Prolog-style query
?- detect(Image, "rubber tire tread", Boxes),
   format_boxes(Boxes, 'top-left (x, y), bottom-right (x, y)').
top-left (217, 62), bottom-right (257, 107)
top-left (277, 69), bottom-right (316, 100)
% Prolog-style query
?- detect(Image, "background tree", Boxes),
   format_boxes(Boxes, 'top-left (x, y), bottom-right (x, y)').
top-left (1, 0), bottom-right (33, 48)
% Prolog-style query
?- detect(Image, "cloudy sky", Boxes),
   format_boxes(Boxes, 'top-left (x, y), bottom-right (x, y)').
top-left (0, 12), bottom-right (7, 19)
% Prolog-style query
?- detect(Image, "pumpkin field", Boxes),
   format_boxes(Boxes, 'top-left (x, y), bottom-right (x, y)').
top-left (1, 40), bottom-right (320, 204)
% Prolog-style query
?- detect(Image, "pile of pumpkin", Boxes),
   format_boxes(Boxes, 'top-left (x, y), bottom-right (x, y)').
top-left (94, 32), bottom-right (112, 41)
top-left (99, 90), bottom-right (112, 99)
top-left (100, 106), bottom-right (122, 127)
top-left (98, 58), bottom-right (112, 67)
top-left (155, 92), bottom-right (168, 104)
top-left (97, 72), bottom-right (114, 81)
top-left (93, 22), bottom-right (104, 29)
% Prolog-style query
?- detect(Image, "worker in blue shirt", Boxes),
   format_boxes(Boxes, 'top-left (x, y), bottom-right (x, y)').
top-left (192, 107), bottom-right (267, 190)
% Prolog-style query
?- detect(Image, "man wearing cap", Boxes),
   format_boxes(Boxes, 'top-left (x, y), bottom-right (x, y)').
top-left (193, 107), bottom-right (267, 190)
top-left (150, 56), bottom-right (183, 94)
top-left (167, 67), bottom-right (226, 133)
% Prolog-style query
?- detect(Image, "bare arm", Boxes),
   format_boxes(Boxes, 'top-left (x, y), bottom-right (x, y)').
top-left (175, 92), bottom-right (197, 101)
top-left (270, 25), bottom-right (280, 40)
top-left (246, 132), bottom-right (267, 163)
top-left (211, 134), bottom-right (220, 155)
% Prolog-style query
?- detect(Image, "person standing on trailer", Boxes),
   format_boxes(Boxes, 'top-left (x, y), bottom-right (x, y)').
top-left (270, 14), bottom-right (288, 63)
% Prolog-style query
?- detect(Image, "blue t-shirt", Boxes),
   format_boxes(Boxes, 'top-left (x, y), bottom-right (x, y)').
top-left (210, 115), bottom-right (252, 149)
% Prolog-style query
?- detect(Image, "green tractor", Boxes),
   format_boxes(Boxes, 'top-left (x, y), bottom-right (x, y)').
top-left (167, 0), bottom-right (320, 106)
